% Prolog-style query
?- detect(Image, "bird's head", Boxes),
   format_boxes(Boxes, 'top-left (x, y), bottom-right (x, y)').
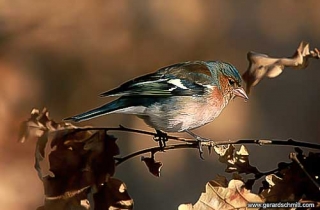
top-left (208, 61), bottom-right (248, 102)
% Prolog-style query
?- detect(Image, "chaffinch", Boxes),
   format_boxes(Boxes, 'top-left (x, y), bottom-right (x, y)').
top-left (65, 61), bottom-right (248, 150)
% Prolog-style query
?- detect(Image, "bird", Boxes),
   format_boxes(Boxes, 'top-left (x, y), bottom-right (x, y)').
top-left (65, 61), bottom-right (248, 155)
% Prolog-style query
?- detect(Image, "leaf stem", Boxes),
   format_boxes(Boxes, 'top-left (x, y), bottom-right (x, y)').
top-left (115, 143), bottom-right (198, 166)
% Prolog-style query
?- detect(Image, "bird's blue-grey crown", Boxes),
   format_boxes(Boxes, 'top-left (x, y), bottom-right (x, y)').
top-left (206, 61), bottom-right (242, 86)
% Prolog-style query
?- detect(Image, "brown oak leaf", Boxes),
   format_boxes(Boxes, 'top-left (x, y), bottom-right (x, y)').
top-left (20, 108), bottom-right (131, 210)
top-left (141, 156), bottom-right (163, 177)
top-left (243, 41), bottom-right (320, 94)
top-left (179, 179), bottom-right (264, 210)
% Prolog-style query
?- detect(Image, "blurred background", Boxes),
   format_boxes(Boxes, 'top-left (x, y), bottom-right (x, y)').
top-left (1, 0), bottom-right (320, 209)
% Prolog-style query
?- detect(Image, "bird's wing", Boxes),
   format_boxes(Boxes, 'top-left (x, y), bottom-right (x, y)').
top-left (100, 61), bottom-right (215, 97)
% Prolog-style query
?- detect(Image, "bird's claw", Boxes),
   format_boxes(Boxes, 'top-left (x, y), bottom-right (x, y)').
top-left (208, 145), bottom-right (212, 155)
top-left (153, 130), bottom-right (168, 151)
top-left (198, 141), bottom-right (205, 160)
top-left (185, 130), bottom-right (213, 159)
top-left (197, 138), bottom-right (212, 160)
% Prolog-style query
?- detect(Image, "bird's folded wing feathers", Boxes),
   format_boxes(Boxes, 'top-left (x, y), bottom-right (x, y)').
top-left (100, 62), bottom-right (215, 97)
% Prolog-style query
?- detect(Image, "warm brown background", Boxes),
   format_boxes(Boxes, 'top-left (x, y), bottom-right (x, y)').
top-left (1, 1), bottom-right (320, 209)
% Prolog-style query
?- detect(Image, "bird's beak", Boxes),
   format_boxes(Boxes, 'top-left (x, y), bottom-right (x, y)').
top-left (233, 87), bottom-right (249, 100)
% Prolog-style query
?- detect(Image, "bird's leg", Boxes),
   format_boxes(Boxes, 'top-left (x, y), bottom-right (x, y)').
top-left (153, 130), bottom-right (168, 151)
top-left (185, 130), bottom-right (211, 142)
top-left (185, 130), bottom-right (211, 159)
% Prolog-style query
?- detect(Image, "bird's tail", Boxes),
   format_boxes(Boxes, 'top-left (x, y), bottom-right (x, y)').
top-left (64, 100), bottom-right (122, 122)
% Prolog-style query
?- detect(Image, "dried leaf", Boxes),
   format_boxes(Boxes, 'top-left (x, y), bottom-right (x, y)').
top-left (232, 173), bottom-right (244, 182)
top-left (216, 145), bottom-right (260, 175)
top-left (213, 175), bottom-right (228, 188)
top-left (38, 185), bottom-right (90, 210)
top-left (42, 130), bottom-right (119, 197)
top-left (243, 41), bottom-right (320, 93)
top-left (245, 179), bottom-right (256, 191)
top-left (38, 199), bottom-right (89, 210)
top-left (261, 151), bottom-right (320, 203)
top-left (260, 173), bottom-right (297, 202)
top-left (215, 144), bottom-right (235, 167)
top-left (141, 156), bottom-right (163, 177)
top-left (214, 144), bottom-right (234, 157)
top-left (228, 145), bottom-right (259, 175)
top-left (92, 178), bottom-right (134, 210)
top-left (18, 108), bottom-right (48, 143)
top-left (20, 108), bottom-right (130, 209)
top-left (178, 204), bottom-right (193, 210)
top-left (179, 179), bottom-right (264, 210)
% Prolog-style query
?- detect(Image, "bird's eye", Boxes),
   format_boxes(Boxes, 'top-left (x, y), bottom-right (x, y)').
top-left (228, 79), bottom-right (235, 86)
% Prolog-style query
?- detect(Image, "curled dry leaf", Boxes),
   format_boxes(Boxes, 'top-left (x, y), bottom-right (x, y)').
top-left (20, 108), bottom-right (132, 210)
top-left (18, 108), bottom-right (51, 143)
top-left (243, 41), bottom-right (320, 93)
top-left (179, 179), bottom-right (264, 210)
top-left (141, 156), bottom-right (163, 177)
top-left (261, 151), bottom-right (320, 203)
top-left (215, 145), bottom-right (260, 175)
top-left (213, 144), bottom-right (233, 157)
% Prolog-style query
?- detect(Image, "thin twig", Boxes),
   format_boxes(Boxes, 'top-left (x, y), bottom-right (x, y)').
top-left (115, 142), bottom-right (198, 166)
top-left (290, 152), bottom-right (320, 191)
top-left (71, 125), bottom-right (191, 142)
top-left (208, 139), bottom-right (320, 150)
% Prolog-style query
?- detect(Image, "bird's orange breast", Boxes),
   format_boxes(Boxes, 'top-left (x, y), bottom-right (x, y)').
top-left (209, 87), bottom-right (225, 108)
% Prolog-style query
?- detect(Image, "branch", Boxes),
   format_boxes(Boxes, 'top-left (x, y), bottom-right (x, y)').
top-left (62, 126), bottom-right (320, 166)
top-left (26, 122), bottom-right (320, 167)
top-left (71, 125), bottom-right (191, 142)
top-left (72, 125), bottom-right (320, 150)
top-left (114, 138), bottom-right (320, 167)
top-left (211, 138), bottom-right (320, 150)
